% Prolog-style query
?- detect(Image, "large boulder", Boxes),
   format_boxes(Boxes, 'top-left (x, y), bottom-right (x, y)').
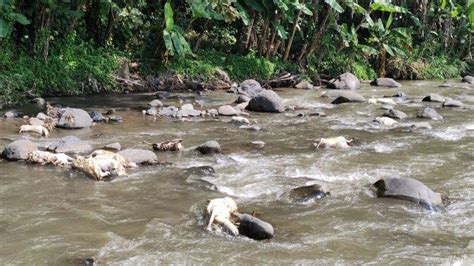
top-left (196, 140), bottom-right (222, 155)
top-left (118, 148), bottom-right (158, 164)
top-left (234, 213), bottom-right (274, 240)
top-left (323, 90), bottom-right (365, 104)
top-left (417, 107), bottom-right (443, 120)
top-left (422, 93), bottom-right (445, 103)
top-left (47, 136), bottom-right (93, 154)
top-left (462, 75), bottom-right (473, 84)
top-left (370, 78), bottom-right (402, 88)
top-left (2, 139), bottom-right (38, 160)
top-left (383, 109), bottom-right (408, 120)
top-left (288, 184), bottom-right (329, 204)
top-left (236, 79), bottom-right (264, 97)
top-left (373, 177), bottom-right (443, 211)
top-left (57, 108), bottom-right (93, 129)
top-left (247, 90), bottom-right (285, 113)
top-left (327, 72), bottom-right (361, 90)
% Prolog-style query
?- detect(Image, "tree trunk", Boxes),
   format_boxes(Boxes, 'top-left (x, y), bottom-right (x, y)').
top-left (258, 17), bottom-right (271, 56)
top-left (238, 10), bottom-right (255, 54)
top-left (283, 9), bottom-right (302, 62)
top-left (102, 4), bottom-right (116, 45)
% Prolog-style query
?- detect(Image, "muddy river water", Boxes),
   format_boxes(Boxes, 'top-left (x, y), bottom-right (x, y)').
top-left (0, 80), bottom-right (473, 264)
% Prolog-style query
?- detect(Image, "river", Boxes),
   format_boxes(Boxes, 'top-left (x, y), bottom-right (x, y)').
top-left (0, 80), bottom-right (473, 264)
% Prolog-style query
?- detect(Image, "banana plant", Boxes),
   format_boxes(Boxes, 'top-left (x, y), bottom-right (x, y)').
top-left (162, 2), bottom-right (191, 58)
top-left (0, 0), bottom-right (30, 39)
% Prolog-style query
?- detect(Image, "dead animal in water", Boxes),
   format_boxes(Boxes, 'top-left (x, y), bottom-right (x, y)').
top-left (19, 125), bottom-right (49, 137)
top-left (144, 139), bottom-right (184, 151)
top-left (206, 197), bottom-right (239, 236)
top-left (313, 136), bottom-right (353, 149)
top-left (46, 102), bottom-right (61, 119)
top-left (27, 150), bottom-right (73, 166)
top-left (72, 150), bottom-right (132, 180)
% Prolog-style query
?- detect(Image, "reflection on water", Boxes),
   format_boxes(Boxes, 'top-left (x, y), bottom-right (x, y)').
top-left (0, 80), bottom-right (473, 264)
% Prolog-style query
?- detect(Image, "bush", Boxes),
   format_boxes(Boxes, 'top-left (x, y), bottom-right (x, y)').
top-left (386, 56), bottom-right (468, 80)
top-left (0, 35), bottom-right (123, 105)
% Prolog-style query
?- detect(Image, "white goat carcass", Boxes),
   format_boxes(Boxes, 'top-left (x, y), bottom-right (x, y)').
top-left (19, 125), bottom-right (49, 137)
top-left (206, 197), bottom-right (239, 236)
top-left (314, 136), bottom-right (353, 149)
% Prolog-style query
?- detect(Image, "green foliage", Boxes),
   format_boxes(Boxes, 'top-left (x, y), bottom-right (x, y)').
top-left (0, 36), bottom-right (122, 104)
top-left (153, 50), bottom-right (293, 81)
top-left (317, 54), bottom-right (376, 80)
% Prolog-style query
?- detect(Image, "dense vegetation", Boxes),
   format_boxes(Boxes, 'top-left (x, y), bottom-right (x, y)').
top-left (1, 0), bottom-right (473, 104)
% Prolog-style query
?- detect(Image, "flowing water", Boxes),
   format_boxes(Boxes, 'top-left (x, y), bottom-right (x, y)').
top-left (0, 80), bottom-right (473, 264)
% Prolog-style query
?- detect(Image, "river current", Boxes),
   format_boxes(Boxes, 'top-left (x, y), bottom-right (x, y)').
top-left (0, 80), bottom-right (473, 264)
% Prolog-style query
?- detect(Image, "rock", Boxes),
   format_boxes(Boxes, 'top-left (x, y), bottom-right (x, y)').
top-left (159, 106), bottom-right (178, 116)
top-left (324, 90), bottom-right (365, 104)
top-left (288, 184), bottom-right (329, 204)
top-left (108, 115), bottom-right (123, 123)
top-left (2, 139), bottom-right (38, 160)
top-left (370, 78), bottom-right (402, 88)
top-left (234, 213), bottom-right (274, 240)
top-left (417, 107), bottom-right (443, 120)
top-left (373, 177), bottom-right (443, 211)
top-left (47, 136), bottom-right (93, 154)
top-left (438, 81), bottom-right (452, 88)
top-left (422, 93), bottom-right (445, 103)
top-left (442, 99), bottom-right (463, 107)
top-left (407, 122), bottom-right (432, 130)
top-left (231, 116), bottom-right (250, 125)
top-left (374, 116), bottom-right (398, 126)
top-left (118, 149), bottom-right (158, 164)
top-left (327, 72), bottom-right (360, 90)
top-left (57, 108), bottom-right (93, 129)
top-left (155, 91), bottom-right (171, 99)
top-left (196, 140), bottom-right (222, 155)
top-left (36, 112), bottom-right (48, 120)
top-left (89, 111), bottom-right (105, 122)
top-left (234, 102), bottom-right (249, 112)
top-left (308, 111), bottom-right (326, 117)
top-left (104, 142), bottom-right (121, 151)
top-left (148, 99), bottom-right (163, 108)
top-left (384, 92), bottom-right (406, 98)
top-left (178, 109), bottom-right (201, 117)
top-left (239, 125), bottom-right (262, 131)
top-left (3, 111), bottom-right (21, 119)
top-left (218, 105), bottom-right (238, 116)
top-left (185, 166), bottom-right (216, 176)
top-left (206, 109), bottom-right (219, 116)
top-left (247, 90), bottom-right (285, 113)
top-left (295, 80), bottom-right (315, 90)
top-left (215, 68), bottom-right (231, 83)
top-left (235, 95), bottom-right (251, 104)
top-left (462, 75), bottom-right (473, 84)
top-left (146, 108), bottom-right (158, 116)
top-left (236, 79), bottom-right (264, 97)
top-left (31, 97), bottom-right (45, 106)
top-left (383, 109), bottom-right (408, 120)
top-left (28, 117), bottom-right (44, 126)
top-left (181, 103), bottom-right (194, 111)
top-left (250, 141), bottom-right (265, 149)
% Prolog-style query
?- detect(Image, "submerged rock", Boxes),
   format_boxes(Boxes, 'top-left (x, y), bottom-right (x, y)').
top-left (383, 109), bottom-right (408, 120)
top-left (288, 184), bottom-right (329, 204)
top-left (231, 116), bottom-right (250, 126)
top-left (148, 99), bottom-right (163, 108)
top-left (185, 166), bottom-right (216, 176)
top-left (373, 177), bottom-right (443, 211)
top-left (442, 99), bottom-right (463, 107)
top-left (2, 139), bottom-right (38, 160)
top-left (159, 106), bottom-right (178, 117)
top-left (235, 95), bottom-right (251, 104)
top-left (370, 78), bottom-right (401, 88)
top-left (374, 116), bottom-right (398, 126)
top-left (422, 93), bottom-right (445, 103)
top-left (118, 148), bottom-right (158, 164)
top-left (57, 108), bottom-right (93, 129)
top-left (324, 90), bottom-right (365, 104)
top-left (31, 97), bottom-right (46, 106)
top-left (28, 117), bottom-right (44, 126)
top-left (247, 90), bottom-right (285, 113)
top-left (47, 136), bottom-right (93, 154)
top-left (104, 142), bottom-right (121, 151)
top-left (417, 107), bottom-right (443, 120)
top-left (250, 141), bottom-right (265, 149)
top-left (196, 140), bottom-right (222, 155)
top-left (3, 110), bottom-right (21, 119)
top-left (327, 72), bottom-right (360, 90)
top-left (234, 213), bottom-right (274, 240)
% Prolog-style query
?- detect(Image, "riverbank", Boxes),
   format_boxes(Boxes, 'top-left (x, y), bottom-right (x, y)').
top-left (1, 40), bottom-right (471, 107)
